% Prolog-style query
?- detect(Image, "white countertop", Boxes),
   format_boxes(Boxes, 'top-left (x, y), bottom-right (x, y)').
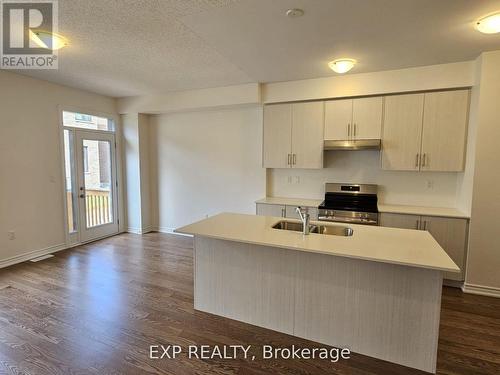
top-left (377, 204), bottom-right (469, 219)
top-left (176, 213), bottom-right (460, 273)
top-left (256, 197), bottom-right (470, 219)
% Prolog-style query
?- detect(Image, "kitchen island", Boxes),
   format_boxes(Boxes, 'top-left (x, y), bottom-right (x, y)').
top-left (176, 213), bottom-right (459, 373)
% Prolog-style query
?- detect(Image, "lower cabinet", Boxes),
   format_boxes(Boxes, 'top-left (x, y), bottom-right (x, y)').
top-left (379, 213), bottom-right (468, 281)
top-left (256, 203), bottom-right (318, 220)
top-left (256, 203), bottom-right (286, 217)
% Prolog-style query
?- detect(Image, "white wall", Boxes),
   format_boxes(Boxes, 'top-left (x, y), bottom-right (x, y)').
top-left (122, 113), bottom-right (152, 233)
top-left (138, 114), bottom-right (152, 231)
top-left (465, 51), bottom-right (500, 292)
top-left (268, 151), bottom-right (460, 207)
top-left (122, 114), bottom-right (142, 232)
top-left (118, 83), bottom-right (261, 114)
top-left (0, 71), bottom-right (117, 266)
top-left (149, 107), bottom-right (266, 231)
top-left (263, 61), bottom-right (475, 103)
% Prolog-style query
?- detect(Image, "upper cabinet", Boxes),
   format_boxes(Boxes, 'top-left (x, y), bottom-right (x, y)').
top-left (263, 102), bottom-right (324, 169)
top-left (263, 89), bottom-right (470, 171)
top-left (382, 89), bottom-right (470, 172)
top-left (381, 93), bottom-right (425, 171)
top-left (420, 90), bottom-right (469, 172)
top-left (324, 97), bottom-right (383, 141)
top-left (263, 103), bottom-right (292, 168)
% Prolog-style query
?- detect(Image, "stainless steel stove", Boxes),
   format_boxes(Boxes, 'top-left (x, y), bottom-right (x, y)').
top-left (318, 183), bottom-right (379, 225)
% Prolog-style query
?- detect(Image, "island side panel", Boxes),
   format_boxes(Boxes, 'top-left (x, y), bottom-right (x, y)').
top-left (194, 236), bottom-right (296, 335)
top-left (194, 236), bottom-right (442, 373)
top-left (293, 251), bottom-right (442, 373)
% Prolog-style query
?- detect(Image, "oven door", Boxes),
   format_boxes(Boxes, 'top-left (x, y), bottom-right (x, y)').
top-left (318, 209), bottom-right (379, 225)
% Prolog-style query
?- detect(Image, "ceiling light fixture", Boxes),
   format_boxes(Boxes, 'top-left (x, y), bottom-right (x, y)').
top-left (29, 30), bottom-right (68, 50)
top-left (328, 58), bottom-right (356, 74)
top-left (475, 12), bottom-right (500, 34)
top-left (286, 8), bottom-right (304, 18)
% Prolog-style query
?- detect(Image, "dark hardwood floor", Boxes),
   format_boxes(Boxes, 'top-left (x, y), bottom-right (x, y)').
top-left (0, 233), bottom-right (499, 375)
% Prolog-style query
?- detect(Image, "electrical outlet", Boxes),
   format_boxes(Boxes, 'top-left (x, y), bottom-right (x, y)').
top-left (8, 231), bottom-right (15, 240)
top-left (426, 180), bottom-right (434, 189)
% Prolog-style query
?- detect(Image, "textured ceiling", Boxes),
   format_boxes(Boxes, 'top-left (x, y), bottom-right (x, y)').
top-left (15, 0), bottom-right (500, 98)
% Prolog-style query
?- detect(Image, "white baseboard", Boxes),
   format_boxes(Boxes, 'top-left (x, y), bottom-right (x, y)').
top-left (462, 283), bottom-right (500, 298)
top-left (0, 243), bottom-right (67, 269)
top-left (127, 226), bottom-right (154, 234)
top-left (156, 226), bottom-right (193, 237)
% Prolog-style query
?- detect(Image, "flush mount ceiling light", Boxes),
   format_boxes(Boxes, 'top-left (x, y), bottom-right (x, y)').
top-left (286, 8), bottom-right (304, 18)
top-left (29, 30), bottom-right (68, 50)
top-left (328, 58), bottom-right (356, 74)
top-left (475, 12), bottom-right (500, 34)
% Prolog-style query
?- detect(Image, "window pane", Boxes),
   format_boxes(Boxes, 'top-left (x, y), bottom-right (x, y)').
top-left (63, 129), bottom-right (78, 233)
top-left (83, 140), bottom-right (113, 228)
top-left (63, 111), bottom-right (115, 131)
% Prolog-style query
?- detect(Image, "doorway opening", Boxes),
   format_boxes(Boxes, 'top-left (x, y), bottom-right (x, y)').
top-left (62, 110), bottom-right (119, 244)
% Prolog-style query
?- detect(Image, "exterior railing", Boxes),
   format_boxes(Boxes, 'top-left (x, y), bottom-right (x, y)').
top-left (85, 190), bottom-right (112, 227)
top-left (66, 189), bottom-right (112, 229)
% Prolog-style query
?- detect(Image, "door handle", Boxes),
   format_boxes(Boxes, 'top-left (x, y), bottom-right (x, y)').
top-left (422, 153), bottom-right (427, 167)
top-left (287, 153), bottom-right (291, 166)
top-left (281, 208), bottom-right (286, 217)
top-left (347, 123), bottom-right (351, 138)
top-left (353, 123), bottom-right (357, 137)
top-left (423, 220), bottom-right (427, 230)
top-left (415, 153), bottom-right (420, 168)
top-left (416, 220), bottom-right (420, 230)
top-left (292, 154), bottom-right (296, 165)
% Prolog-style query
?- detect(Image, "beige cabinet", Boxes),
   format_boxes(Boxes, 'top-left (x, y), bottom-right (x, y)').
top-left (256, 203), bottom-right (286, 217)
top-left (324, 99), bottom-right (352, 140)
top-left (421, 216), bottom-right (468, 281)
top-left (263, 102), bottom-right (324, 169)
top-left (256, 203), bottom-right (318, 220)
top-left (420, 90), bottom-right (469, 172)
top-left (291, 102), bottom-right (324, 169)
top-left (379, 212), bottom-right (468, 281)
top-left (382, 90), bottom-right (469, 172)
top-left (263, 104), bottom-right (292, 168)
top-left (379, 213), bottom-right (420, 229)
top-left (325, 97), bottom-right (382, 140)
top-left (381, 93), bottom-right (425, 171)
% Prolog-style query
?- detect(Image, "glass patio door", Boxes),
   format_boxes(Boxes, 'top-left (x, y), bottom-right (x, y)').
top-left (74, 130), bottom-right (118, 242)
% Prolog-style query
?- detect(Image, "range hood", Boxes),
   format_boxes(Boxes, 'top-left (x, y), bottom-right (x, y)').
top-left (324, 139), bottom-right (381, 151)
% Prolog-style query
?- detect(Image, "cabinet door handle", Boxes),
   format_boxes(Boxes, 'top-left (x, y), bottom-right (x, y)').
top-left (281, 207), bottom-right (286, 217)
top-left (422, 153), bottom-right (427, 167)
top-left (347, 123), bottom-right (351, 137)
top-left (292, 154), bottom-right (296, 165)
top-left (415, 153), bottom-right (420, 168)
top-left (416, 220), bottom-right (420, 230)
top-left (423, 220), bottom-right (427, 230)
top-left (353, 123), bottom-right (357, 137)
top-left (287, 153), bottom-right (291, 166)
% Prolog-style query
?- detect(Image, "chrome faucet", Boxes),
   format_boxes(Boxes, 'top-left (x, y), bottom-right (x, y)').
top-left (296, 206), bottom-right (310, 235)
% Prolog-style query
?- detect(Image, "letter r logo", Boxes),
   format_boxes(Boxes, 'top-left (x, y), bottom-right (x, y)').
top-left (1, 1), bottom-right (53, 54)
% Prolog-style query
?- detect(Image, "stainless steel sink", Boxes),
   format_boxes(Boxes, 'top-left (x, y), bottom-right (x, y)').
top-left (272, 220), bottom-right (353, 237)
top-left (272, 221), bottom-right (306, 232)
top-left (312, 224), bottom-right (353, 236)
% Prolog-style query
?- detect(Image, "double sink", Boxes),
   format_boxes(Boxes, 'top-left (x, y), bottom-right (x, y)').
top-left (272, 220), bottom-right (353, 237)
